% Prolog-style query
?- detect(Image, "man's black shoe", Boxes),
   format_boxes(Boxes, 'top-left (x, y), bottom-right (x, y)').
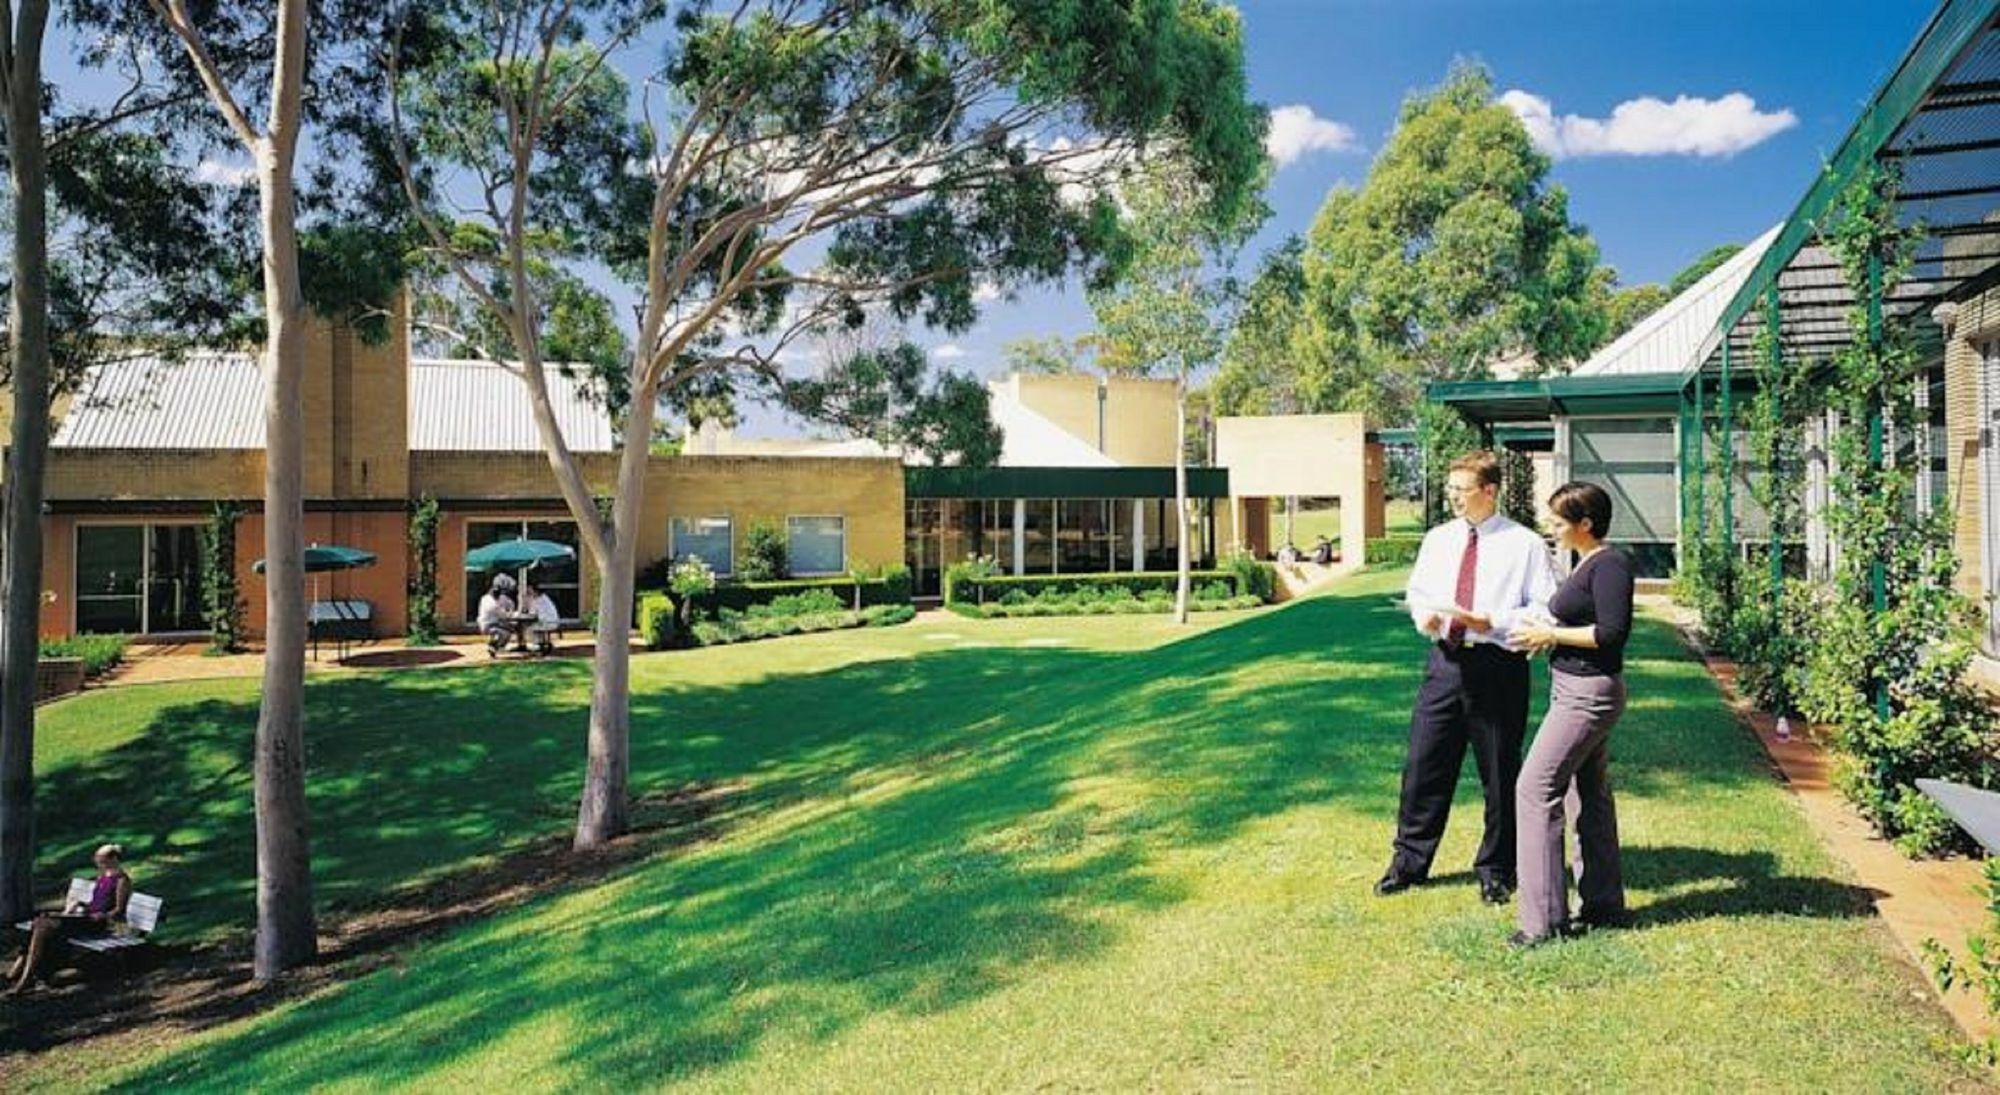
top-left (1374, 867), bottom-right (1424, 896)
top-left (1479, 877), bottom-right (1514, 905)
top-left (1576, 908), bottom-right (1632, 931)
top-left (1505, 929), bottom-right (1554, 951)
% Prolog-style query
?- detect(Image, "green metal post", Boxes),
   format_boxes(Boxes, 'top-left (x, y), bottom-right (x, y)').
top-left (1867, 249), bottom-right (1888, 722)
top-left (1720, 338), bottom-right (1736, 565)
top-left (1692, 369), bottom-right (1707, 545)
top-left (1766, 282), bottom-right (1785, 593)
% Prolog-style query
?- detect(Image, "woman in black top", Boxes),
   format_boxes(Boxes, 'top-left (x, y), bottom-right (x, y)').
top-left (1508, 482), bottom-right (1635, 947)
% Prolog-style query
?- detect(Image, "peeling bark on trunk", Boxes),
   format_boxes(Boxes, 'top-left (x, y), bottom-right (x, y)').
top-left (573, 386), bottom-right (657, 849)
top-left (0, 0), bottom-right (53, 927)
top-left (248, 0), bottom-right (315, 981)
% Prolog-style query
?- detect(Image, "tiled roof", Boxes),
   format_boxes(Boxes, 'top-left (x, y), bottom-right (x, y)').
top-left (51, 353), bottom-right (618, 453)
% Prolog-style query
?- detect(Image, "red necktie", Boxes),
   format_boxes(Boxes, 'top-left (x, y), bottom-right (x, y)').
top-left (1445, 525), bottom-right (1478, 648)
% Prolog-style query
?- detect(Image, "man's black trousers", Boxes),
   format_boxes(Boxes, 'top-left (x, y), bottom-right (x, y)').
top-left (1390, 642), bottom-right (1531, 884)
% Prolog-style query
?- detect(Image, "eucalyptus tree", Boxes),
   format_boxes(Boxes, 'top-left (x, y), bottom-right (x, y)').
top-left (1088, 154), bottom-right (1261, 623)
top-left (59, 0), bottom-right (423, 978)
top-left (386, 0), bottom-right (1266, 847)
top-left (0, 0), bottom-right (53, 927)
top-left (0, 7), bottom-right (249, 925)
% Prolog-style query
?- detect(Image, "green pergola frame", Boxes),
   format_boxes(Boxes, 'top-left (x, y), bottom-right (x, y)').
top-left (1432, 0), bottom-right (2000, 645)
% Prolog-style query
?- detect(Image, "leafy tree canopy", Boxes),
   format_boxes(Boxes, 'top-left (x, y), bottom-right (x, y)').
top-left (1294, 61), bottom-right (1604, 422)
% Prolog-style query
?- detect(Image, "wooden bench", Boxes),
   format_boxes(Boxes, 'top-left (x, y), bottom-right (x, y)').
top-left (15, 877), bottom-right (164, 961)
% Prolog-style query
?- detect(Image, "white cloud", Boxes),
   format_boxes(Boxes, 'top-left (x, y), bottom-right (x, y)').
top-left (1499, 90), bottom-right (1796, 160)
top-left (931, 343), bottom-right (969, 361)
top-left (1264, 104), bottom-right (1361, 167)
top-left (972, 280), bottom-right (1004, 305)
top-left (195, 158), bottom-right (256, 187)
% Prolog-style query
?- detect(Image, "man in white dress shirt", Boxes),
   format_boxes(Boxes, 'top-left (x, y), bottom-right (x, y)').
top-left (1379, 450), bottom-right (1557, 905)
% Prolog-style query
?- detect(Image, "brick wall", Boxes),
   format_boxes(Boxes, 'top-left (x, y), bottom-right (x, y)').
top-left (46, 449), bottom-right (263, 501)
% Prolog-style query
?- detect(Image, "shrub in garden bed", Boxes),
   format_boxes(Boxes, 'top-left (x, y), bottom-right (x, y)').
top-left (640, 565), bottom-right (912, 617)
top-left (959, 581), bottom-right (1261, 619)
top-left (39, 634), bottom-right (129, 679)
top-left (690, 602), bottom-right (914, 646)
top-left (1364, 535), bottom-right (1422, 567)
top-left (946, 568), bottom-right (1255, 606)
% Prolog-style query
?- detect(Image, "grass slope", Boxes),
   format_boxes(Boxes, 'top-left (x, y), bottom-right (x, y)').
top-left (12, 570), bottom-right (1983, 1090)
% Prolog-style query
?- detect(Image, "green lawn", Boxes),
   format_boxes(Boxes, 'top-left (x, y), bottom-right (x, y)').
top-left (8, 570), bottom-right (1982, 1090)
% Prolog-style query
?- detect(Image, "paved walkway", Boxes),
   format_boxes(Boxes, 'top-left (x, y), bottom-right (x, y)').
top-left (104, 634), bottom-right (608, 688)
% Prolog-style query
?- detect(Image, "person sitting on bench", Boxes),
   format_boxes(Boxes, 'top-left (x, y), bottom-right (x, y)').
top-left (523, 582), bottom-right (561, 655)
top-left (8, 843), bottom-right (130, 994)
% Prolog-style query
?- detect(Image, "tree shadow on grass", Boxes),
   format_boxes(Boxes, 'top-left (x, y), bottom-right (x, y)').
top-left (17, 578), bottom-right (1847, 1087)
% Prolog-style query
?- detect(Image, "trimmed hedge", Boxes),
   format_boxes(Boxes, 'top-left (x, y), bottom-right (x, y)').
top-left (692, 603), bottom-right (914, 647)
top-left (946, 569), bottom-right (1251, 606)
top-left (957, 594), bottom-right (1263, 619)
top-left (648, 567), bottom-right (912, 617)
top-left (1365, 535), bottom-right (1423, 567)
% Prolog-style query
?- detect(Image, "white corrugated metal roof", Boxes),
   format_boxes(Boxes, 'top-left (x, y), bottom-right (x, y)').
top-left (52, 353), bottom-right (618, 453)
top-left (53, 353), bottom-right (266, 449)
top-left (408, 359), bottom-right (616, 453)
top-left (1574, 225), bottom-right (1783, 378)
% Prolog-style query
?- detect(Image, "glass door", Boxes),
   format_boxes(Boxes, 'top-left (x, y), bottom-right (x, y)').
top-left (147, 526), bottom-right (206, 633)
top-left (76, 526), bottom-right (145, 634)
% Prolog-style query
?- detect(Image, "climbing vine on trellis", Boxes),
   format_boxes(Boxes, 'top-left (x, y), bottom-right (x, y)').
top-left (408, 496), bottom-right (441, 647)
top-left (1796, 166), bottom-right (1996, 855)
top-left (200, 502), bottom-right (245, 654)
top-left (1729, 301), bottom-right (1816, 716)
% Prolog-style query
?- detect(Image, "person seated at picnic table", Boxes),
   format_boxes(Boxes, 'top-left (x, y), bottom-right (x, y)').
top-left (477, 578), bottom-right (517, 654)
top-left (522, 582), bottom-right (561, 655)
top-left (1312, 535), bottom-right (1335, 565)
top-left (7, 843), bottom-right (130, 994)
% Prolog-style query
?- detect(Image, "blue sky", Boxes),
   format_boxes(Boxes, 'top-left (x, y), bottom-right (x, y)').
top-left (915, 0), bottom-right (1938, 390)
top-left (44, 1), bottom-right (1942, 436)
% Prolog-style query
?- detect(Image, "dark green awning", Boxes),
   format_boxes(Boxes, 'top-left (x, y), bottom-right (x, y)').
top-left (906, 465), bottom-right (1231, 500)
top-left (1427, 373), bottom-right (1705, 425)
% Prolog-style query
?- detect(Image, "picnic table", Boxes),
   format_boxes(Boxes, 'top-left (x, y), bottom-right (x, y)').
top-left (492, 611), bottom-right (557, 656)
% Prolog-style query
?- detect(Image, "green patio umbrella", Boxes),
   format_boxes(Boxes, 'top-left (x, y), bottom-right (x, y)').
top-left (464, 538), bottom-right (576, 572)
top-left (253, 544), bottom-right (379, 661)
top-left (252, 544), bottom-right (378, 574)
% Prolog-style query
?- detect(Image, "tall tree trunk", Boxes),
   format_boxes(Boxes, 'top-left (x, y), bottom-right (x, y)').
top-left (0, 0), bottom-right (53, 927)
top-left (249, 0), bottom-right (315, 980)
top-left (574, 388), bottom-right (657, 848)
top-left (1174, 377), bottom-right (1189, 625)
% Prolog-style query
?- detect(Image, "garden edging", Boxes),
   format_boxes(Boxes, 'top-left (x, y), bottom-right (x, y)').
top-left (1671, 614), bottom-right (1995, 1042)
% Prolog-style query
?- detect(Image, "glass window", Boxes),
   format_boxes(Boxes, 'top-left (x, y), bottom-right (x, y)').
top-left (76, 525), bottom-right (145, 634)
top-left (983, 500), bottom-right (1016, 574)
top-left (788, 515), bottom-right (846, 576)
top-left (465, 518), bottom-right (585, 623)
top-left (1057, 499), bottom-right (1111, 573)
top-left (1021, 500), bottom-right (1055, 574)
top-left (670, 516), bottom-right (734, 578)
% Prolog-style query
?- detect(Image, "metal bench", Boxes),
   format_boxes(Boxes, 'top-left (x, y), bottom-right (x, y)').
top-left (14, 877), bottom-right (163, 959)
top-left (1917, 779), bottom-right (2000, 855)
top-left (309, 599), bottom-right (373, 661)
